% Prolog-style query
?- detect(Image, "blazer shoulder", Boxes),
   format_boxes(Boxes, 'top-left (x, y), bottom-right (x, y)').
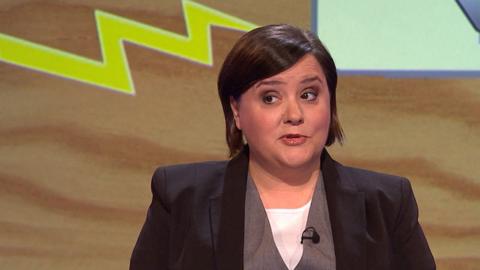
top-left (337, 163), bottom-right (410, 194)
top-left (150, 160), bottom-right (228, 208)
top-left (335, 162), bottom-right (415, 216)
top-left (335, 162), bottom-right (422, 237)
top-left (154, 160), bottom-right (228, 180)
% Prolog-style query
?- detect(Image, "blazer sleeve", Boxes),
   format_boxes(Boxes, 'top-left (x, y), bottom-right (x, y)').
top-left (392, 178), bottom-right (436, 270)
top-left (130, 168), bottom-right (170, 270)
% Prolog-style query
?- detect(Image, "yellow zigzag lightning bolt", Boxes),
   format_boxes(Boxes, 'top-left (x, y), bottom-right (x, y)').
top-left (0, 0), bottom-right (257, 95)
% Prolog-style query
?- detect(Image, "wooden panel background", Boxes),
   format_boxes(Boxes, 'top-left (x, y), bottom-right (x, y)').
top-left (0, 0), bottom-right (478, 269)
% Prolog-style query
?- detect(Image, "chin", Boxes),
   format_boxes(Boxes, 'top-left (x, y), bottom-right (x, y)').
top-left (278, 154), bottom-right (316, 169)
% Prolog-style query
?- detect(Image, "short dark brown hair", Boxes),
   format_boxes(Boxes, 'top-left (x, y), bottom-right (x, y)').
top-left (218, 24), bottom-right (344, 157)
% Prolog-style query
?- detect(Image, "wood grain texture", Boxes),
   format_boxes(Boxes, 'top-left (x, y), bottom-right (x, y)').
top-left (0, 1), bottom-right (478, 269)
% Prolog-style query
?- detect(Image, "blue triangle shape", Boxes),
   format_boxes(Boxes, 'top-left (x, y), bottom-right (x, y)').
top-left (457, 0), bottom-right (480, 32)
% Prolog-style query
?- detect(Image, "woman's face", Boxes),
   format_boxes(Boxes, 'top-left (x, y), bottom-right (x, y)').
top-left (230, 54), bottom-right (331, 171)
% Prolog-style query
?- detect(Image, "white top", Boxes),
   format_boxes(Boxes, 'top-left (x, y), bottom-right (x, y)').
top-left (265, 200), bottom-right (312, 270)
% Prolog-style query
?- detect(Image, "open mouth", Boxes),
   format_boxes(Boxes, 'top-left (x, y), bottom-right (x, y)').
top-left (284, 134), bottom-right (302, 139)
top-left (280, 134), bottom-right (307, 145)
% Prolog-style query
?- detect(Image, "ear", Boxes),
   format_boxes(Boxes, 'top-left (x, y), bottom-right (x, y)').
top-left (229, 96), bottom-right (241, 130)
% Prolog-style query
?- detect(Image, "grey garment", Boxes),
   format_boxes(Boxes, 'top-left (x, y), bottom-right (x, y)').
top-left (243, 175), bottom-right (288, 270)
top-left (244, 174), bottom-right (336, 270)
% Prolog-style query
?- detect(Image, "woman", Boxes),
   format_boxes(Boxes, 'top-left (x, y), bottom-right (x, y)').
top-left (130, 24), bottom-right (436, 270)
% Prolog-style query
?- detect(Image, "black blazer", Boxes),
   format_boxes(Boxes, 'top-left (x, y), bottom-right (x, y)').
top-left (130, 148), bottom-right (436, 270)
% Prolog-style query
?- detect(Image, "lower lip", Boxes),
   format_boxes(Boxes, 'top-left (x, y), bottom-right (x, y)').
top-left (281, 136), bottom-right (307, 146)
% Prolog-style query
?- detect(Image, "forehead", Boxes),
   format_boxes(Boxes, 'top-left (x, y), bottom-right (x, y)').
top-left (261, 54), bottom-right (326, 84)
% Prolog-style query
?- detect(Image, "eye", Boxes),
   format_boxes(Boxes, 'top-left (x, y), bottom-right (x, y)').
top-left (262, 94), bottom-right (279, 104)
top-left (300, 89), bottom-right (318, 101)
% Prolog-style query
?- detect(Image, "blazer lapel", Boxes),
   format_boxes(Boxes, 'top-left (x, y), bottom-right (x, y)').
top-left (214, 147), bottom-right (249, 270)
top-left (322, 151), bottom-right (367, 270)
top-left (208, 195), bottom-right (222, 267)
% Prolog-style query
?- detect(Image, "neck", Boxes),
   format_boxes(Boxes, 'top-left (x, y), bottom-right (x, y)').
top-left (250, 160), bottom-right (319, 187)
top-left (248, 154), bottom-right (321, 208)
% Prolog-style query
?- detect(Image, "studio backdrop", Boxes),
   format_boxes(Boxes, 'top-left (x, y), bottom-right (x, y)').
top-left (0, 0), bottom-right (479, 269)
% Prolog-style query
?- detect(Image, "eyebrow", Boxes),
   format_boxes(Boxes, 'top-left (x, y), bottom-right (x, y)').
top-left (300, 76), bottom-right (323, 84)
top-left (256, 75), bottom-right (323, 87)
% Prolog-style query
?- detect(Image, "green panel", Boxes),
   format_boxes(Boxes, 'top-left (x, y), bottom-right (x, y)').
top-left (315, 0), bottom-right (480, 73)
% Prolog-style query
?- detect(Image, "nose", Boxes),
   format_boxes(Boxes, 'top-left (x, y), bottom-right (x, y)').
top-left (283, 98), bottom-right (304, 125)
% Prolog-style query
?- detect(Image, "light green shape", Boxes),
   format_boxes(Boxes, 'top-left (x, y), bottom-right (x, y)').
top-left (316, 0), bottom-right (480, 71)
top-left (0, 0), bottom-right (257, 95)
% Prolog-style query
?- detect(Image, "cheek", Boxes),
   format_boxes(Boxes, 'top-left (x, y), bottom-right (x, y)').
top-left (240, 108), bottom-right (279, 137)
top-left (320, 96), bottom-right (331, 125)
top-left (309, 106), bottom-right (331, 133)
